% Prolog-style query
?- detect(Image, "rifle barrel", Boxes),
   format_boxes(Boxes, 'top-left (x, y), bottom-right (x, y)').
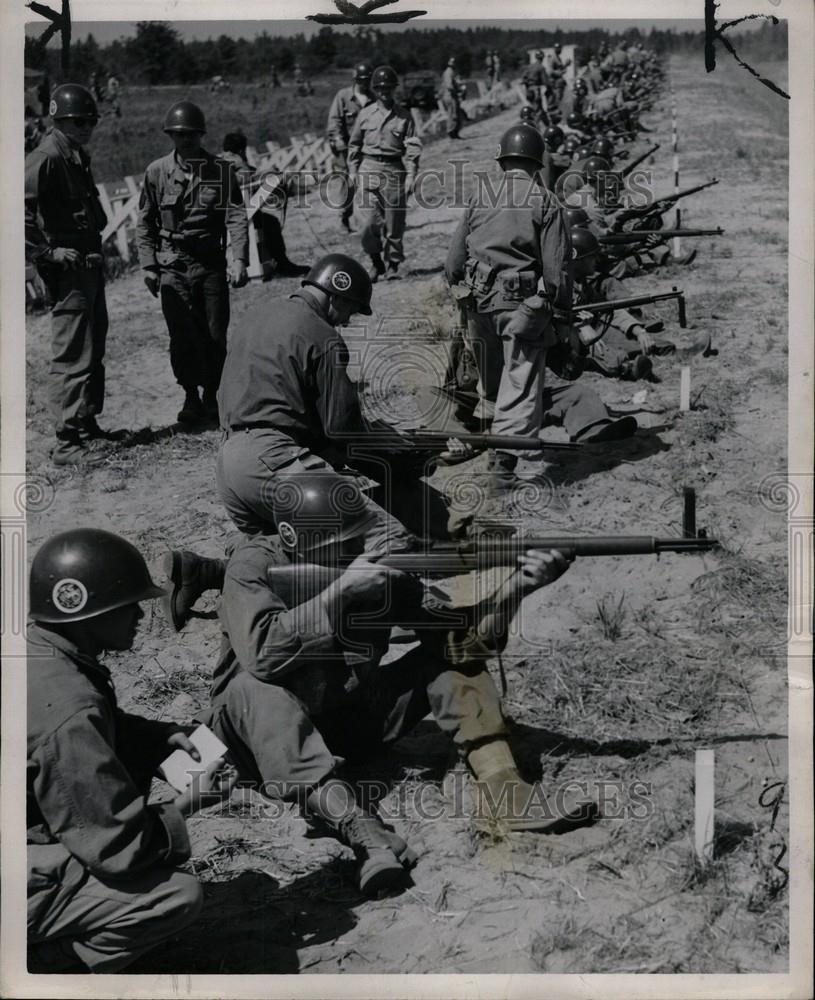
top-left (573, 290), bottom-right (683, 315)
top-left (343, 432), bottom-right (579, 453)
top-left (620, 143), bottom-right (661, 178)
top-left (375, 534), bottom-right (719, 573)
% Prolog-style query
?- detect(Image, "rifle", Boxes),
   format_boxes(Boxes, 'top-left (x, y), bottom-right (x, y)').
top-left (573, 286), bottom-right (687, 327)
top-left (599, 228), bottom-right (725, 246)
top-left (266, 530), bottom-right (718, 602)
top-left (619, 143), bottom-right (660, 178)
top-left (615, 178), bottom-right (719, 224)
top-left (341, 431), bottom-right (579, 454)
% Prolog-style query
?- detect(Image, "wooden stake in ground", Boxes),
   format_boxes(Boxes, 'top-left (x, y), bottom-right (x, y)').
top-left (695, 748), bottom-right (715, 865)
top-left (680, 366), bottom-right (691, 411)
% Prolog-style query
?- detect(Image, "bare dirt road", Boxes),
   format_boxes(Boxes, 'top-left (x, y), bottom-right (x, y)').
top-left (24, 54), bottom-right (790, 974)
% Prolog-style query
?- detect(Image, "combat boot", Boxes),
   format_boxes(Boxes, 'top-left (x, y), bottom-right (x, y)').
top-left (619, 355), bottom-right (653, 381)
top-left (161, 550), bottom-right (226, 631)
top-left (305, 780), bottom-right (413, 897)
top-left (468, 739), bottom-right (598, 833)
top-left (368, 254), bottom-right (386, 283)
top-left (202, 386), bottom-right (220, 421)
top-left (177, 388), bottom-right (204, 424)
top-left (579, 415), bottom-right (638, 444)
top-left (385, 262), bottom-right (400, 281)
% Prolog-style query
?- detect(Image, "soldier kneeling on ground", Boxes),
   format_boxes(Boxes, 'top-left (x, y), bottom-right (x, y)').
top-left (159, 472), bottom-right (600, 897)
top-left (27, 529), bottom-right (235, 973)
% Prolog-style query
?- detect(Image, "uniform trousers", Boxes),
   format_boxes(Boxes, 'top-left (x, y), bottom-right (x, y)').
top-left (465, 309), bottom-right (613, 441)
top-left (209, 648), bottom-right (507, 798)
top-left (330, 147), bottom-right (355, 223)
top-left (27, 844), bottom-right (202, 973)
top-left (159, 253), bottom-right (230, 393)
top-left (356, 161), bottom-right (407, 266)
top-left (47, 264), bottom-right (108, 440)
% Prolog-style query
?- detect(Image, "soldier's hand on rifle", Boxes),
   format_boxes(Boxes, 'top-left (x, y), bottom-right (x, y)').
top-left (439, 437), bottom-right (474, 464)
top-left (404, 174), bottom-right (416, 199)
top-left (50, 247), bottom-right (83, 269)
top-left (516, 548), bottom-right (573, 592)
top-left (645, 232), bottom-right (664, 248)
top-left (325, 557), bottom-right (406, 608)
top-left (231, 262), bottom-right (249, 288)
top-left (143, 272), bottom-right (160, 298)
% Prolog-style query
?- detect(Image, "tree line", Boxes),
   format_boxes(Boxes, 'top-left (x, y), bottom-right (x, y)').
top-left (25, 20), bottom-right (787, 86)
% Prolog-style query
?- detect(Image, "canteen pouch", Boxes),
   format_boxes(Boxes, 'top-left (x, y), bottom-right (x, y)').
top-left (501, 276), bottom-right (555, 341)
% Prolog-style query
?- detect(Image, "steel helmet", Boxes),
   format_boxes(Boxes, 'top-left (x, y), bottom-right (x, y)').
top-left (354, 62), bottom-right (373, 80)
top-left (496, 124), bottom-right (546, 166)
top-left (49, 83), bottom-right (98, 121)
top-left (520, 105), bottom-right (537, 122)
top-left (302, 253), bottom-right (373, 315)
top-left (583, 154), bottom-right (611, 179)
top-left (29, 528), bottom-right (165, 624)
top-left (563, 135), bottom-right (581, 153)
top-left (564, 206), bottom-right (589, 227)
top-left (543, 125), bottom-right (564, 147)
top-left (371, 65), bottom-right (399, 90)
top-left (570, 226), bottom-right (600, 260)
top-left (163, 100), bottom-right (207, 134)
top-left (554, 42), bottom-right (562, 52)
top-left (574, 78), bottom-right (588, 93)
top-left (591, 137), bottom-right (615, 159)
top-left (566, 111), bottom-right (584, 129)
top-left (270, 472), bottom-right (381, 554)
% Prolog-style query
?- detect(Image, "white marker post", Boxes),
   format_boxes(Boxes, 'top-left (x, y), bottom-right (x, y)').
top-left (680, 366), bottom-right (691, 411)
top-left (694, 749), bottom-right (715, 865)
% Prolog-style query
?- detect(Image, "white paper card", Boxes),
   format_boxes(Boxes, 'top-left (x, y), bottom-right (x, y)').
top-left (159, 724), bottom-right (229, 792)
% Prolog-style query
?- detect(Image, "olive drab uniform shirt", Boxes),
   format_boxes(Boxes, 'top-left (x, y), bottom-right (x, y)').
top-left (136, 149), bottom-right (250, 271)
top-left (348, 103), bottom-right (422, 174)
top-left (24, 128), bottom-right (107, 263)
top-left (27, 625), bottom-right (191, 923)
top-left (326, 85), bottom-right (374, 152)
top-left (445, 170), bottom-right (572, 315)
top-left (217, 290), bottom-right (365, 448)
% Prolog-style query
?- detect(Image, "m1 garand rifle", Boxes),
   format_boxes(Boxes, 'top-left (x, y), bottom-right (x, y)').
top-left (573, 286), bottom-right (687, 328)
top-left (266, 519), bottom-right (718, 606)
top-left (599, 228), bottom-right (725, 246)
top-left (340, 430), bottom-right (579, 456)
top-left (613, 178), bottom-right (719, 229)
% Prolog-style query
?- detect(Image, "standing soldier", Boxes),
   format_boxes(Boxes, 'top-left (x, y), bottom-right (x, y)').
top-left (326, 62), bottom-right (375, 233)
top-left (348, 65), bottom-right (422, 283)
top-left (25, 83), bottom-right (110, 466)
top-left (445, 125), bottom-right (634, 492)
top-left (522, 50), bottom-right (548, 119)
top-left (440, 57), bottom-right (464, 139)
top-left (137, 101), bottom-right (249, 424)
top-left (549, 42), bottom-right (572, 106)
top-left (492, 50), bottom-right (502, 85)
top-left (107, 73), bottom-right (121, 118)
top-left (485, 49), bottom-right (495, 90)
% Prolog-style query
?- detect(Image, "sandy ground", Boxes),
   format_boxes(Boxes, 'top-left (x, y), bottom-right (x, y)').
top-left (23, 55), bottom-right (790, 974)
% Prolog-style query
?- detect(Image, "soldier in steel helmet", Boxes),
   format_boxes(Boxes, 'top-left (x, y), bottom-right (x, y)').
top-left (347, 65), bottom-right (422, 282)
top-left (213, 251), bottom-right (457, 550)
top-left (26, 529), bottom-right (235, 973)
top-left (326, 63), bottom-right (375, 233)
top-left (25, 83), bottom-right (113, 467)
top-left (445, 124), bottom-right (635, 491)
top-left (440, 57), bottom-right (465, 140)
top-left (156, 471), bottom-right (595, 898)
top-left (136, 101), bottom-right (250, 425)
